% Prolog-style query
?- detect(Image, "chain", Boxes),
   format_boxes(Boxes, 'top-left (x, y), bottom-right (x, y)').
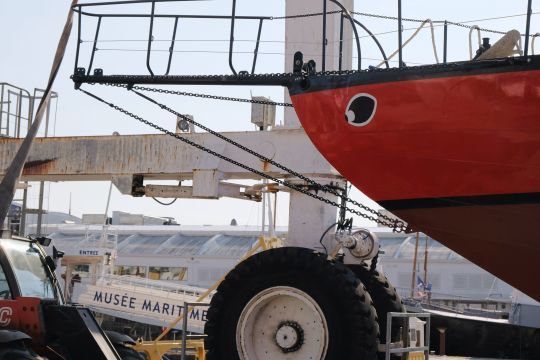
top-left (272, 8), bottom-right (518, 36)
top-left (113, 83), bottom-right (407, 231)
top-left (350, 11), bottom-right (511, 36)
top-left (79, 87), bottom-right (408, 232)
top-left (125, 84), bottom-right (293, 107)
top-left (271, 10), bottom-right (341, 20)
top-left (445, 21), bottom-right (507, 35)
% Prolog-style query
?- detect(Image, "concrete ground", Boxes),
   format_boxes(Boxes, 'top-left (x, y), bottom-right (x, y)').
top-left (430, 356), bottom-right (519, 360)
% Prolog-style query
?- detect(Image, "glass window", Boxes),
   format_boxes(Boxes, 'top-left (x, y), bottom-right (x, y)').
top-left (0, 263), bottom-right (11, 299)
top-left (453, 274), bottom-right (467, 289)
top-left (2, 239), bottom-right (55, 299)
top-left (114, 265), bottom-right (147, 278)
top-left (148, 267), bottom-right (188, 281)
top-left (73, 264), bottom-right (91, 279)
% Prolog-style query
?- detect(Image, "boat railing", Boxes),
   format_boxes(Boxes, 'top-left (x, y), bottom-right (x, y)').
top-left (72, 0), bottom-right (272, 79)
top-left (95, 273), bottom-right (212, 299)
top-left (71, 0), bottom-right (537, 88)
top-left (383, 312), bottom-right (430, 360)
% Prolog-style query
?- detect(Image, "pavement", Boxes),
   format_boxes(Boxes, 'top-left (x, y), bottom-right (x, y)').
top-left (430, 356), bottom-right (519, 360)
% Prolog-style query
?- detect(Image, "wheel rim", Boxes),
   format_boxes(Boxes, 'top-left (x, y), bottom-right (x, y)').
top-left (236, 286), bottom-right (329, 359)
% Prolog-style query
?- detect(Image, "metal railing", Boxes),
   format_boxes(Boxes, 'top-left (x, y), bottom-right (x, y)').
top-left (72, 0), bottom-right (271, 77)
top-left (180, 301), bottom-right (209, 360)
top-left (71, 0), bottom-right (537, 86)
top-left (100, 273), bottom-right (210, 299)
top-left (385, 312), bottom-right (430, 360)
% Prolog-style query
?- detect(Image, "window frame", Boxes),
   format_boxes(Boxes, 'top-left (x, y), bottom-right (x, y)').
top-left (0, 236), bottom-right (63, 302)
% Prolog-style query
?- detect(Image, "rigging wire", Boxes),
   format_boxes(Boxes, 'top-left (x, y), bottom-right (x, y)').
top-left (91, 47), bottom-right (424, 65)
top-left (77, 10), bottom-right (540, 46)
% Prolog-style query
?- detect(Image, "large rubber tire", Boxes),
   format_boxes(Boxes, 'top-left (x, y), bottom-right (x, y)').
top-left (204, 247), bottom-right (379, 360)
top-left (349, 263), bottom-right (407, 359)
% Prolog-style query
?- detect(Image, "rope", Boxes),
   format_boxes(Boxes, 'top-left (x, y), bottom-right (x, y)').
top-left (469, 26), bottom-right (482, 60)
top-left (532, 33), bottom-right (540, 54)
top-left (377, 19), bottom-right (439, 68)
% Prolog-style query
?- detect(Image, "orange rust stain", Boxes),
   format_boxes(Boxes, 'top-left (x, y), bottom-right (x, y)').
top-left (22, 159), bottom-right (56, 175)
top-left (262, 160), bottom-right (270, 172)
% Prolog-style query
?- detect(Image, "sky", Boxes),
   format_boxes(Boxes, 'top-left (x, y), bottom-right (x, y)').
top-left (0, 0), bottom-right (538, 231)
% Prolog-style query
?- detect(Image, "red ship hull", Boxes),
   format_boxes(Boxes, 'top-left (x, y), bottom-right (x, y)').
top-left (289, 59), bottom-right (540, 301)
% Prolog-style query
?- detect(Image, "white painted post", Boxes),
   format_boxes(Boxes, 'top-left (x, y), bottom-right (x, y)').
top-left (287, 179), bottom-right (345, 250)
top-left (283, 0), bottom-right (354, 128)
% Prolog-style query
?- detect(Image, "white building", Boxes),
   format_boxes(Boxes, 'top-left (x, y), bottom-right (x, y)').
top-left (36, 210), bottom-right (539, 328)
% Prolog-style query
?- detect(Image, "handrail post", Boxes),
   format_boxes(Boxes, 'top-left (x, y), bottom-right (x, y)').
top-left (228, 0), bottom-right (238, 75)
top-left (385, 312), bottom-right (392, 360)
top-left (251, 19), bottom-right (264, 74)
top-left (74, 9), bottom-right (82, 74)
top-left (181, 301), bottom-right (188, 360)
top-left (165, 17), bottom-right (179, 75)
top-left (339, 12), bottom-right (344, 72)
top-left (87, 16), bottom-right (102, 75)
top-left (329, 1), bottom-right (361, 70)
top-left (0, 84), bottom-right (4, 136)
top-left (146, 1), bottom-right (156, 76)
top-left (6, 92), bottom-right (11, 137)
top-left (443, 20), bottom-right (448, 63)
top-left (398, 0), bottom-right (403, 67)
top-left (322, 0), bottom-right (327, 71)
top-left (524, 0), bottom-right (533, 56)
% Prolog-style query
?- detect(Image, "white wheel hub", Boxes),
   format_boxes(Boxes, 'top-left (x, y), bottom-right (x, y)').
top-left (275, 322), bottom-right (300, 350)
top-left (236, 286), bottom-right (328, 359)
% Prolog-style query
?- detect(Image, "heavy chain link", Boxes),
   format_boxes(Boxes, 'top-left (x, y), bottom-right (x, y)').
top-left (79, 86), bottom-right (409, 232)
top-left (271, 10), bottom-right (342, 20)
top-left (272, 8), bottom-right (516, 36)
top-left (119, 83), bottom-right (407, 231)
top-left (126, 85), bottom-right (293, 107)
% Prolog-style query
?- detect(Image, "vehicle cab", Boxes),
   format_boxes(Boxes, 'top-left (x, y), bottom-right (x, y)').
top-left (0, 231), bottom-right (63, 304)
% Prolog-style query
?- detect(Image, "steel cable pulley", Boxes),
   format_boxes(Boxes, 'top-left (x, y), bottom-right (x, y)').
top-left (78, 86), bottom-right (409, 233)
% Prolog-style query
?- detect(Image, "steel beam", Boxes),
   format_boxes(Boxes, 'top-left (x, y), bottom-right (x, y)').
top-left (0, 129), bottom-right (340, 182)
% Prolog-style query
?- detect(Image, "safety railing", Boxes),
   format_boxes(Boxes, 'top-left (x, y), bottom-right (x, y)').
top-left (72, 0), bottom-right (272, 77)
top-left (180, 301), bottom-right (209, 360)
top-left (71, 0), bottom-right (537, 86)
top-left (100, 273), bottom-right (210, 299)
top-left (132, 301), bottom-right (209, 359)
top-left (384, 312), bottom-right (430, 360)
top-left (0, 83), bottom-right (58, 139)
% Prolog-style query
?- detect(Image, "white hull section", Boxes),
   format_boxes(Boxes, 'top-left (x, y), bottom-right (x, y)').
top-left (72, 275), bottom-right (211, 333)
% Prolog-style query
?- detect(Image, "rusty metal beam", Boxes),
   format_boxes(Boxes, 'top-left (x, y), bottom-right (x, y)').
top-left (0, 129), bottom-right (340, 182)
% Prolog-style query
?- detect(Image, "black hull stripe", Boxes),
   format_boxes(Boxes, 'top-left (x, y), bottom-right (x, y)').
top-left (379, 192), bottom-right (540, 211)
top-left (289, 55), bottom-right (540, 95)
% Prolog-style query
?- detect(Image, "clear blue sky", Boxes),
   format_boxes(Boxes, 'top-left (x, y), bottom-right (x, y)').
top-left (1, 0), bottom-right (537, 228)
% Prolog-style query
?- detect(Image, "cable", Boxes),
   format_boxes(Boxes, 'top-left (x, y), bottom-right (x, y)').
top-left (152, 181), bottom-right (181, 205)
top-left (152, 197), bottom-right (178, 205)
top-left (319, 222), bottom-right (337, 255)
top-left (92, 48), bottom-right (424, 65)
